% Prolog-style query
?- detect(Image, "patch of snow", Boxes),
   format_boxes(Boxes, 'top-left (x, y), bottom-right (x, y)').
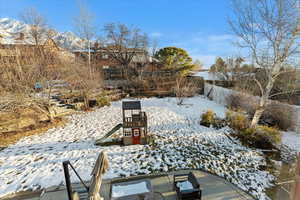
top-left (111, 181), bottom-right (149, 198)
top-left (0, 96), bottom-right (273, 199)
top-left (282, 131), bottom-right (300, 153)
top-left (193, 71), bottom-right (223, 81)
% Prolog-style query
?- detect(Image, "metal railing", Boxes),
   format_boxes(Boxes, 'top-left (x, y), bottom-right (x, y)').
top-left (123, 112), bottom-right (147, 127)
top-left (63, 161), bottom-right (89, 200)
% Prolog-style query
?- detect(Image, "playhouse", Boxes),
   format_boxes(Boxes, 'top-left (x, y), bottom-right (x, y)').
top-left (94, 100), bottom-right (149, 146)
top-left (122, 101), bottom-right (148, 145)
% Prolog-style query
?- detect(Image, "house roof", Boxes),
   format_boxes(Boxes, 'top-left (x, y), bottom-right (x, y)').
top-left (122, 101), bottom-right (141, 110)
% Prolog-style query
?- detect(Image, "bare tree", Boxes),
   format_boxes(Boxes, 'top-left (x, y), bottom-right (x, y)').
top-left (65, 60), bottom-right (102, 110)
top-left (132, 35), bottom-right (158, 79)
top-left (0, 44), bottom-right (63, 121)
top-left (73, 2), bottom-right (96, 77)
top-left (229, 0), bottom-right (300, 127)
top-left (103, 23), bottom-right (148, 77)
top-left (19, 7), bottom-right (48, 46)
top-left (136, 37), bottom-right (159, 75)
top-left (149, 38), bottom-right (159, 58)
top-left (174, 76), bottom-right (198, 105)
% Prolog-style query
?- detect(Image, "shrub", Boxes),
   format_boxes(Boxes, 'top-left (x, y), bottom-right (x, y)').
top-left (96, 96), bottom-right (110, 107)
top-left (226, 93), bottom-right (295, 131)
top-left (226, 93), bottom-right (256, 114)
top-left (239, 127), bottom-right (255, 142)
top-left (174, 76), bottom-right (198, 105)
top-left (239, 126), bottom-right (281, 149)
top-left (257, 125), bottom-right (282, 145)
top-left (261, 103), bottom-right (295, 131)
top-left (226, 109), bottom-right (282, 149)
top-left (200, 110), bottom-right (217, 127)
top-left (226, 110), bottom-right (250, 131)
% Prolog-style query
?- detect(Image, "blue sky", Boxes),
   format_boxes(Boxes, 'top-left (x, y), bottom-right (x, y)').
top-left (0, 0), bottom-right (245, 67)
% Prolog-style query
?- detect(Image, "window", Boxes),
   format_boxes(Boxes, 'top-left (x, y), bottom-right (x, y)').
top-left (132, 110), bottom-right (140, 115)
top-left (124, 129), bottom-right (132, 137)
top-left (103, 65), bottom-right (109, 69)
top-left (133, 129), bottom-right (140, 136)
top-left (102, 54), bottom-right (108, 59)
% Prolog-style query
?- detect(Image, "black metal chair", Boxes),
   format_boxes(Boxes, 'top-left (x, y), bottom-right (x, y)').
top-left (173, 172), bottom-right (202, 200)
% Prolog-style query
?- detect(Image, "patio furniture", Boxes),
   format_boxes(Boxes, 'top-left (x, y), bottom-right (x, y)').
top-left (174, 172), bottom-right (202, 200)
top-left (110, 179), bottom-right (154, 200)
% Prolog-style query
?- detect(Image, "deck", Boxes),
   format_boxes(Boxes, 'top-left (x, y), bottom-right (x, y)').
top-left (1, 170), bottom-right (254, 200)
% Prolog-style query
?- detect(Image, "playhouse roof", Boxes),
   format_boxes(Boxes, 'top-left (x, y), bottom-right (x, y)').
top-left (122, 101), bottom-right (141, 110)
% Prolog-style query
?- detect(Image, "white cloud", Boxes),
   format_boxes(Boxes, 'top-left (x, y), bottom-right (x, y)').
top-left (207, 34), bottom-right (235, 41)
top-left (150, 32), bottom-right (163, 38)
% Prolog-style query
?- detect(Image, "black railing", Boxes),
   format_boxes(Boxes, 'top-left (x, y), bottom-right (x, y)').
top-left (123, 112), bottom-right (147, 128)
top-left (63, 161), bottom-right (89, 200)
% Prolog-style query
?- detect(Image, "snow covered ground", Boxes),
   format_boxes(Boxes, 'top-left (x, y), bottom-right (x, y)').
top-left (0, 96), bottom-right (275, 199)
top-left (283, 131), bottom-right (300, 153)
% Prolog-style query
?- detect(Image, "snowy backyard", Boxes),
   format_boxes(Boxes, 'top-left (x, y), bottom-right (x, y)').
top-left (0, 96), bottom-right (298, 199)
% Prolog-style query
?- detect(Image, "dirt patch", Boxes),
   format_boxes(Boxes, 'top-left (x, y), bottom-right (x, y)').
top-left (0, 118), bottom-right (67, 148)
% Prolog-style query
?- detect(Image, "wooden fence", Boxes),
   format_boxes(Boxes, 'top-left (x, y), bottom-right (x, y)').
top-left (291, 154), bottom-right (300, 200)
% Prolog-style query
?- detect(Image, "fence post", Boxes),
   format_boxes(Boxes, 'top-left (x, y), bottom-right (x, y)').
top-left (291, 154), bottom-right (300, 200)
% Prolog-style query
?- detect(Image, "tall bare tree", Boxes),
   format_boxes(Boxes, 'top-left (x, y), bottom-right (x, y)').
top-left (19, 7), bottom-right (48, 46)
top-left (0, 44), bottom-right (63, 121)
top-left (65, 60), bottom-right (102, 110)
top-left (229, 0), bottom-right (300, 127)
top-left (174, 76), bottom-right (198, 105)
top-left (73, 2), bottom-right (96, 77)
top-left (103, 23), bottom-right (148, 77)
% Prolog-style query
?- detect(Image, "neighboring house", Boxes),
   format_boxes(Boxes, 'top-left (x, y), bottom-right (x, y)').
top-left (0, 32), bottom-right (74, 67)
top-left (72, 46), bottom-right (159, 79)
top-left (73, 47), bottom-right (152, 68)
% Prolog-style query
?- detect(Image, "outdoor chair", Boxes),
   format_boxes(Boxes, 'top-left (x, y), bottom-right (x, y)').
top-left (173, 172), bottom-right (202, 200)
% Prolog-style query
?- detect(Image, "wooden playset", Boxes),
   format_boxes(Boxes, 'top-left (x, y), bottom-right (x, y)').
top-left (95, 100), bottom-right (149, 146)
top-left (122, 101), bottom-right (148, 145)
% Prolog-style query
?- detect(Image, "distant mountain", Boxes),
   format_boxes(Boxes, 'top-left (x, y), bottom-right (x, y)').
top-left (0, 18), bottom-right (84, 50)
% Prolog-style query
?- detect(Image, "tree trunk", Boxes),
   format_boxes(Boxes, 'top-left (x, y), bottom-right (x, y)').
top-left (250, 107), bottom-right (264, 128)
top-left (250, 74), bottom-right (275, 128)
top-left (88, 40), bottom-right (92, 78)
top-left (83, 92), bottom-right (89, 110)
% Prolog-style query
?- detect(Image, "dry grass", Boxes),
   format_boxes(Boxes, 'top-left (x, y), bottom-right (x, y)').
top-left (0, 118), bottom-right (67, 148)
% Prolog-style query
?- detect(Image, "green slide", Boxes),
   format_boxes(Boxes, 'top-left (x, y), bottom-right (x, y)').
top-left (95, 123), bottom-right (123, 145)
